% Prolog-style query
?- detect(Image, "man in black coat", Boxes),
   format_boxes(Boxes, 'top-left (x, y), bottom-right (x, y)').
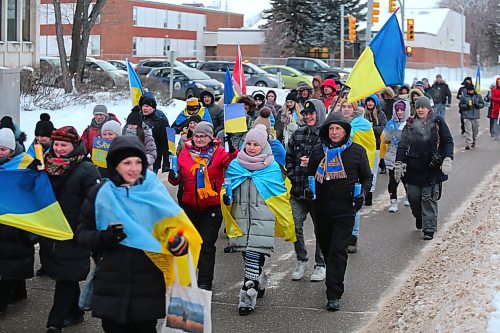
top-left (431, 74), bottom-right (452, 119)
top-left (201, 90), bottom-right (224, 135)
top-left (305, 112), bottom-right (372, 312)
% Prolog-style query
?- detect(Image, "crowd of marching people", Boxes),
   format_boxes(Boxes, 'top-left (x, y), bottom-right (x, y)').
top-left (0, 72), bottom-right (499, 332)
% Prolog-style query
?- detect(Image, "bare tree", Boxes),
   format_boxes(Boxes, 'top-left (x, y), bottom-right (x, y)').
top-left (52, 0), bottom-right (107, 92)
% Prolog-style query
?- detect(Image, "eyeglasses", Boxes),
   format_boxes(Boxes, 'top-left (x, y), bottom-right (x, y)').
top-left (193, 134), bottom-right (208, 140)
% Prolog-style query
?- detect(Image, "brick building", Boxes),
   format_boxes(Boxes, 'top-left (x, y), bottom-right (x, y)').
top-left (39, 0), bottom-right (244, 61)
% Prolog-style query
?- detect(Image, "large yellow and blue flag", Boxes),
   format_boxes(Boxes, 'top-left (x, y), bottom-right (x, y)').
top-left (224, 67), bottom-right (238, 104)
top-left (95, 170), bottom-right (202, 286)
top-left (224, 103), bottom-right (248, 134)
top-left (475, 65), bottom-right (481, 93)
top-left (351, 117), bottom-right (377, 169)
top-left (91, 137), bottom-right (112, 168)
top-left (127, 59), bottom-right (143, 106)
top-left (0, 161), bottom-right (74, 240)
top-left (221, 160), bottom-right (296, 243)
top-left (346, 12), bottom-right (406, 103)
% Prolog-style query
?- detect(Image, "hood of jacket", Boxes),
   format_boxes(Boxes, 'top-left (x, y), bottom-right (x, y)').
top-left (461, 77), bottom-right (472, 86)
top-left (319, 112), bottom-right (351, 145)
top-left (312, 75), bottom-right (323, 87)
top-left (321, 78), bottom-right (337, 91)
top-left (380, 87), bottom-right (395, 99)
top-left (392, 99), bottom-right (411, 122)
top-left (409, 88), bottom-right (424, 101)
top-left (365, 94), bottom-right (380, 108)
top-left (305, 99), bottom-right (327, 130)
top-left (200, 90), bottom-right (215, 106)
top-left (236, 95), bottom-right (256, 109)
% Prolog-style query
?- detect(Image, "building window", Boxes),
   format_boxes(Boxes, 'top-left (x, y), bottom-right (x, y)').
top-left (132, 7), bottom-right (137, 25)
top-left (163, 10), bottom-right (168, 28)
top-left (132, 37), bottom-right (137, 55)
top-left (163, 39), bottom-right (170, 56)
top-left (22, 0), bottom-right (30, 41)
top-left (7, 0), bottom-right (18, 41)
top-left (90, 35), bottom-right (100, 55)
top-left (177, 12), bottom-right (181, 29)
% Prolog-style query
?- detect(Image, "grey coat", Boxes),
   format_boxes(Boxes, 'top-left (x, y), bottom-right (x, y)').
top-left (459, 93), bottom-right (484, 119)
top-left (230, 178), bottom-right (276, 255)
top-left (383, 100), bottom-right (410, 170)
top-left (143, 128), bottom-right (157, 168)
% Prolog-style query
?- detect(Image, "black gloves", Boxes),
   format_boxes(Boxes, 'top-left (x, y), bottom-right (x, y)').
top-left (353, 192), bottom-right (365, 212)
top-left (168, 230), bottom-right (188, 256)
top-left (222, 193), bottom-right (231, 205)
top-left (225, 134), bottom-right (236, 153)
top-left (100, 224), bottom-right (127, 245)
top-left (169, 170), bottom-right (178, 181)
top-left (27, 158), bottom-right (42, 171)
top-left (304, 188), bottom-right (315, 200)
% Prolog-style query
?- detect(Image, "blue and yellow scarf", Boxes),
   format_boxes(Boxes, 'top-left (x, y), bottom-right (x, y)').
top-left (315, 138), bottom-right (352, 183)
top-left (189, 146), bottom-right (218, 198)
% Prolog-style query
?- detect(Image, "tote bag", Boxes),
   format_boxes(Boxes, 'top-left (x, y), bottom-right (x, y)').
top-left (162, 250), bottom-right (212, 333)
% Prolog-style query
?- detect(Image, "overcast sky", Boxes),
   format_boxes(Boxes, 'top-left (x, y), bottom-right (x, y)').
top-left (162, 0), bottom-right (440, 24)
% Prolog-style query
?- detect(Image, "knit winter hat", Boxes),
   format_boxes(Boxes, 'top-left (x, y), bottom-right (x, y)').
top-left (394, 100), bottom-right (406, 111)
top-left (252, 90), bottom-right (266, 102)
top-left (93, 105), bottom-right (108, 115)
top-left (0, 128), bottom-right (16, 150)
top-left (101, 120), bottom-right (122, 137)
top-left (415, 96), bottom-right (432, 110)
top-left (188, 114), bottom-right (202, 124)
top-left (253, 107), bottom-right (272, 135)
top-left (106, 136), bottom-right (147, 176)
top-left (35, 113), bottom-right (55, 137)
top-left (186, 97), bottom-right (200, 111)
top-left (51, 126), bottom-right (80, 146)
top-left (192, 121), bottom-right (214, 139)
top-left (415, 81), bottom-right (425, 87)
top-left (140, 96), bottom-right (157, 109)
top-left (126, 111), bottom-right (143, 126)
top-left (286, 92), bottom-right (299, 103)
top-left (244, 124), bottom-right (268, 149)
top-left (0, 116), bottom-right (15, 133)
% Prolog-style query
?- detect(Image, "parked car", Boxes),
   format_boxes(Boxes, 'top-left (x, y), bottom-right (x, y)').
top-left (135, 58), bottom-right (189, 76)
top-left (198, 61), bottom-right (282, 88)
top-left (183, 60), bottom-right (205, 69)
top-left (40, 56), bottom-right (63, 87)
top-left (286, 57), bottom-right (349, 82)
top-left (145, 66), bottom-right (224, 100)
top-left (107, 60), bottom-right (136, 72)
top-left (260, 65), bottom-right (314, 89)
top-left (83, 59), bottom-right (128, 88)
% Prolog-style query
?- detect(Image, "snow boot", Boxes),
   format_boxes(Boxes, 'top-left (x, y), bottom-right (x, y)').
top-left (238, 280), bottom-right (258, 316)
top-left (347, 235), bottom-right (358, 253)
top-left (415, 218), bottom-right (422, 230)
top-left (388, 199), bottom-right (398, 213)
top-left (291, 260), bottom-right (307, 281)
top-left (257, 271), bottom-right (267, 298)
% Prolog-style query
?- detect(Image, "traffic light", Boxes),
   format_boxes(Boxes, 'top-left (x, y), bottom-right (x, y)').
top-left (348, 16), bottom-right (357, 43)
top-left (389, 0), bottom-right (397, 13)
top-left (371, 1), bottom-right (380, 23)
top-left (406, 46), bottom-right (413, 57)
top-left (407, 19), bottom-right (415, 41)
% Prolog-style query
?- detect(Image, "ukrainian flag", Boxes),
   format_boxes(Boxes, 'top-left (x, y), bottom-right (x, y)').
top-left (351, 117), bottom-right (377, 169)
top-left (127, 59), bottom-right (143, 106)
top-left (221, 160), bottom-right (296, 242)
top-left (224, 103), bottom-right (248, 133)
top-left (346, 12), bottom-right (406, 103)
top-left (166, 127), bottom-right (177, 155)
top-left (0, 163), bottom-right (74, 241)
top-left (95, 170), bottom-right (202, 286)
top-left (475, 65), bottom-right (481, 93)
top-left (224, 67), bottom-right (238, 104)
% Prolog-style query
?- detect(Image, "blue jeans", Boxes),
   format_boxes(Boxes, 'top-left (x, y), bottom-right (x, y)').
top-left (436, 103), bottom-right (446, 118)
top-left (352, 212), bottom-right (361, 237)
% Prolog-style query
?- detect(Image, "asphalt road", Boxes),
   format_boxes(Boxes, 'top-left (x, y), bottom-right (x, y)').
top-left (1, 101), bottom-right (499, 333)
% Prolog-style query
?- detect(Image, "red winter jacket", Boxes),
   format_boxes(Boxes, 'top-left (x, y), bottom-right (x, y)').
top-left (491, 79), bottom-right (500, 119)
top-left (320, 78), bottom-right (337, 111)
top-left (81, 113), bottom-right (121, 155)
top-left (168, 138), bottom-right (238, 211)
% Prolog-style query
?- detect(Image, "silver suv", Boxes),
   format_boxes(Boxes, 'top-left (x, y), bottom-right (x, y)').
top-left (199, 61), bottom-right (282, 88)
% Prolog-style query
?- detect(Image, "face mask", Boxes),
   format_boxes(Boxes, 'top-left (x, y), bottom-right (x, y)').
top-left (125, 128), bottom-right (137, 136)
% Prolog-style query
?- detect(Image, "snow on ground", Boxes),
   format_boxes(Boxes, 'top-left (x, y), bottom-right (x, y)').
top-left (360, 165), bottom-right (500, 333)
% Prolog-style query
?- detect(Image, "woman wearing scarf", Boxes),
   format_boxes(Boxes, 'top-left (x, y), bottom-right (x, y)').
top-left (77, 136), bottom-right (200, 332)
top-left (305, 112), bottom-right (372, 312)
top-left (221, 125), bottom-right (295, 316)
top-left (40, 126), bottom-right (101, 333)
top-left (381, 100), bottom-right (411, 213)
top-left (169, 121), bottom-right (238, 291)
top-left (122, 108), bottom-right (157, 169)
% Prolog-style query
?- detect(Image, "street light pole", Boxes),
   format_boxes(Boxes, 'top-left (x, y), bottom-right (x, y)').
top-left (365, 0), bottom-right (373, 46)
top-left (460, 5), bottom-right (465, 80)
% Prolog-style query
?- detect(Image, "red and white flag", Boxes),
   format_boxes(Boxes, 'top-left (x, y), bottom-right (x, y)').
top-left (232, 45), bottom-right (246, 95)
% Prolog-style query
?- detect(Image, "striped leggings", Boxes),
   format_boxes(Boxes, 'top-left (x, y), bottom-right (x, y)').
top-left (243, 250), bottom-right (265, 281)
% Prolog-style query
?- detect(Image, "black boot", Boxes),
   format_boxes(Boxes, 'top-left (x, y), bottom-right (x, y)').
top-left (327, 299), bottom-right (340, 312)
top-left (423, 232), bottom-right (434, 240)
top-left (415, 218), bottom-right (422, 230)
top-left (347, 235), bottom-right (358, 253)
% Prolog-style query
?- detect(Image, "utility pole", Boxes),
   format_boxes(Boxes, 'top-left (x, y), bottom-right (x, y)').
top-left (169, 50), bottom-right (176, 99)
top-left (400, 0), bottom-right (405, 34)
top-left (365, 0), bottom-right (373, 46)
top-left (340, 4), bottom-right (345, 69)
top-left (460, 5), bottom-right (465, 80)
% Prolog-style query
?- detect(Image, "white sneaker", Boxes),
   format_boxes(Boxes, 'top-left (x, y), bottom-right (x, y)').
top-left (388, 199), bottom-right (398, 213)
top-left (310, 265), bottom-right (326, 282)
top-left (291, 260), bottom-right (307, 281)
top-left (404, 197), bottom-right (410, 206)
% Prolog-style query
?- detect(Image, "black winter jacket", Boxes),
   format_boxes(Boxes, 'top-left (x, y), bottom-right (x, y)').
top-left (77, 182), bottom-right (166, 324)
top-left (143, 111), bottom-right (169, 171)
top-left (0, 225), bottom-right (35, 279)
top-left (201, 90), bottom-right (224, 135)
top-left (431, 82), bottom-right (452, 105)
top-left (396, 112), bottom-right (454, 186)
top-left (40, 143), bottom-right (100, 282)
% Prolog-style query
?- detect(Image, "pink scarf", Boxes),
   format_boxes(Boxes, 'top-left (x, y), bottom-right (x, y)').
top-left (237, 149), bottom-right (274, 171)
